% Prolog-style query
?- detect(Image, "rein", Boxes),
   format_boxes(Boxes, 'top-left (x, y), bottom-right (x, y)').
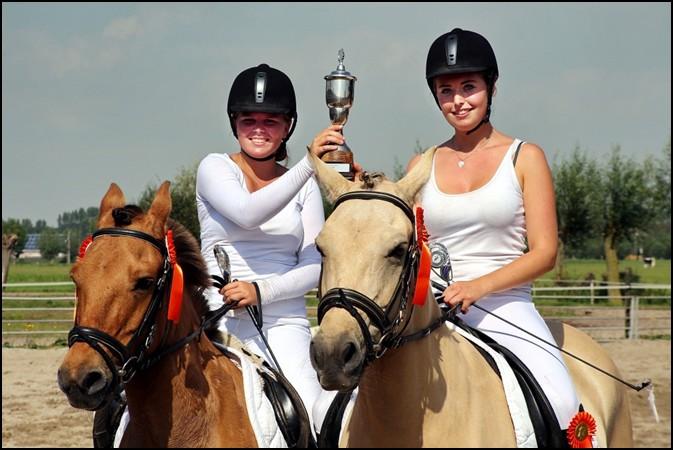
top-left (317, 191), bottom-right (443, 365)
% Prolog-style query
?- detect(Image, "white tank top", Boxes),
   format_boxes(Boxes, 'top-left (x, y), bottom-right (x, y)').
top-left (420, 139), bottom-right (531, 302)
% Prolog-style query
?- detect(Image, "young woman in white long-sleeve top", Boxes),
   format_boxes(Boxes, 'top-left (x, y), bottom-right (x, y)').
top-left (197, 63), bottom-right (352, 437)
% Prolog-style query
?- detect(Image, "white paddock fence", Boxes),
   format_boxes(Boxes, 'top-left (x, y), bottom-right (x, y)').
top-left (2, 281), bottom-right (670, 343)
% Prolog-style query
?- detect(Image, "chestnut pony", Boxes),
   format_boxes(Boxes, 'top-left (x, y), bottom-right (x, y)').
top-left (308, 149), bottom-right (633, 447)
top-left (57, 182), bottom-right (257, 447)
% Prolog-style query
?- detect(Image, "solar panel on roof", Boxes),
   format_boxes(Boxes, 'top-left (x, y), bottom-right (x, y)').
top-left (24, 234), bottom-right (40, 250)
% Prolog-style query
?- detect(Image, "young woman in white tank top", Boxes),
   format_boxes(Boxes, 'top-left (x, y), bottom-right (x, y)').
top-left (408, 28), bottom-right (580, 429)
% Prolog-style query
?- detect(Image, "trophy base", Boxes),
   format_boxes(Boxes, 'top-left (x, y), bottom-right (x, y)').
top-left (321, 147), bottom-right (354, 180)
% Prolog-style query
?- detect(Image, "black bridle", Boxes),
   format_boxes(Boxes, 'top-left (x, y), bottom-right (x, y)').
top-left (317, 191), bottom-right (447, 365)
top-left (68, 228), bottom-right (184, 395)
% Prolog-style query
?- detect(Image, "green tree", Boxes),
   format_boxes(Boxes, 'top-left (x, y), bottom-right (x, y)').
top-left (552, 147), bottom-right (601, 279)
top-left (58, 207), bottom-right (98, 261)
top-left (38, 228), bottom-right (65, 261)
top-left (139, 163), bottom-right (200, 240)
top-left (639, 140), bottom-right (671, 259)
top-left (598, 147), bottom-right (655, 301)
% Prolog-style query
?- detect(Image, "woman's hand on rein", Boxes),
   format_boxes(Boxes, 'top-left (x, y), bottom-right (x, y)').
top-left (442, 280), bottom-right (486, 314)
top-left (309, 125), bottom-right (345, 158)
top-left (220, 281), bottom-right (258, 308)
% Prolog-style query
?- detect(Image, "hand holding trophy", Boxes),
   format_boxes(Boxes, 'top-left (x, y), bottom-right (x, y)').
top-left (323, 49), bottom-right (357, 180)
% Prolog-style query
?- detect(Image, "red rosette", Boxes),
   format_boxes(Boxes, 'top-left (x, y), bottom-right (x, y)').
top-left (412, 242), bottom-right (431, 306)
top-left (415, 207), bottom-right (430, 245)
top-left (78, 235), bottom-right (93, 260)
top-left (567, 411), bottom-right (597, 448)
top-left (166, 230), bottom-right (177, 265)
top-left (165, 230), bottom-right (184, 324)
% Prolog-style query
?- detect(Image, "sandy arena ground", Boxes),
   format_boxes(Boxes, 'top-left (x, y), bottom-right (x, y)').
top-left (2, 340), bottom-right (670, 448)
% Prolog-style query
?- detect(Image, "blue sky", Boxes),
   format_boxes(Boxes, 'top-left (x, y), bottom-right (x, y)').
top-left (2, 3), bottom-right (670, 225)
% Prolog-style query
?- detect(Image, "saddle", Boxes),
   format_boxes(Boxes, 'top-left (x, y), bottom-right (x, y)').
top-left (212, 341), bottom-right (317, 448)
top-left (451, 317), bottom-right (571, 448)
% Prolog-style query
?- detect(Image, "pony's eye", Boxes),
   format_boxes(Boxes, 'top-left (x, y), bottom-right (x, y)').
top-left (133, 277), bottom-right (155, 292)
top-left (386, 244), bottom-right (407, 261)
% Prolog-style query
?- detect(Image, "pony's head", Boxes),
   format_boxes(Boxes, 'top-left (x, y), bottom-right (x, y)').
top-left (308, 149), bottom-right (436, 391)
top-left (57, 182), bottom-right (209, 410)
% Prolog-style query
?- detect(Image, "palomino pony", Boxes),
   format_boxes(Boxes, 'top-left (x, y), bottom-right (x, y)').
top-left (307, 149), bottom-right (633, 447)
top-left (57, 182), bottom-right (258, 447)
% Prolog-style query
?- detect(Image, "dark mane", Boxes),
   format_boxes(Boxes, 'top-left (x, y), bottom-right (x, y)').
top-left (111, 205), bottom-right (211, 317)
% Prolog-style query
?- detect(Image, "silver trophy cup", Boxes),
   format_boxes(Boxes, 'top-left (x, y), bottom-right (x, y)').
top-left (323, 49), bottom-right (357, 180)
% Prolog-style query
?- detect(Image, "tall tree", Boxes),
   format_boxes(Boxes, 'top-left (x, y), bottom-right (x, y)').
top-left (38, 228), bottom-right (65, 261)
top-left (139, 163), bottom-right (200, 240)
top-left (553, 147), bottom-right (601, 279)
top-left (599, 147), bottom-right (655, 301)
top-left (58, 207), bottom-right (98, 262)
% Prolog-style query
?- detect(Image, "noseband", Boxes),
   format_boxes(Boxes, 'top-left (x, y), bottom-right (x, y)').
top-left (68, 228), bottom-right (174, 393)
top-left (317, 191), bottom-right (443, 365)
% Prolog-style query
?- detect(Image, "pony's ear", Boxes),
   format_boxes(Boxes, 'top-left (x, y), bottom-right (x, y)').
top-left (146, 181), bottom-right (172, 236)
top-left (307, 150), bottom-right (353, 203)
top-left (396, 147), bottom-right (436, 206)
top-left (97, 183), bottom-right (126, 228)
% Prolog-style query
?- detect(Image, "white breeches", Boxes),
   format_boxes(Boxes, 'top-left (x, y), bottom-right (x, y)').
top-left (460, 299), bottom-right (580, 428)
top-left (219, 315), bottom-right (327, 435)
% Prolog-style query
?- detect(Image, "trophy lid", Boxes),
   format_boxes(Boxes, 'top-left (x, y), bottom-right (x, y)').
top-left (325, 49), bottom-right (357, 81)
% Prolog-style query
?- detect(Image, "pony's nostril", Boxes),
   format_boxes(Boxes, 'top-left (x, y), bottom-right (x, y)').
top-left (342, 341), bottom-right (357, 365)
top-left (81, 370), bottom-right (107, 395)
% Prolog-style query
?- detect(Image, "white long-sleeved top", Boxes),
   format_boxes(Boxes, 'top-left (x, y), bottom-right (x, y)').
top-left (197, 153), bottom-right (324, 322)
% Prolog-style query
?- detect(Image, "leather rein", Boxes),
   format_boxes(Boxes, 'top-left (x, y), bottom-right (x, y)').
top-left (317, 191), bottom-right (447, 366)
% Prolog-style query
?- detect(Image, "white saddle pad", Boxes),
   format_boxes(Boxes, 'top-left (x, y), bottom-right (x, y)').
top-left (447, 321), bottom-right (538, 448)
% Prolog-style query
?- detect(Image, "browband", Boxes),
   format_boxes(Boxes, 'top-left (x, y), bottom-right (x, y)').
top-left (92, 228), bottom-right (166, 255)
top-left (333, 191), bottom-right (414, 223)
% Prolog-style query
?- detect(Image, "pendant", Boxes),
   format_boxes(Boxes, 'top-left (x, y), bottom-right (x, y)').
top-left (457, 160), bottom-right (465, 168)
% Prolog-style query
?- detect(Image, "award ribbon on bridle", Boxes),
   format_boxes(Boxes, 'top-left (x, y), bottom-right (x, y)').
top-left (166, 230), bottom-right (184, 324)
top-left (412, 207), bottom-right (431, 306)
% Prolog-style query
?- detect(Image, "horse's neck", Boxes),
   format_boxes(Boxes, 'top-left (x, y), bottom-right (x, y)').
top-left (349, 302), bottom-right (516, 447)
top-left (123, 307), bottom-right (254, 446)
top-left (405, 291), bottom-right (443, 334)
top-left (123, 338), bottom-right (222, 445)
top-left (359, 295), bottom-right (447, 407)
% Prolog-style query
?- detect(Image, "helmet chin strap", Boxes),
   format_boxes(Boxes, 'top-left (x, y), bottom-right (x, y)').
top-left (466, 117), bottom-right (488, 135)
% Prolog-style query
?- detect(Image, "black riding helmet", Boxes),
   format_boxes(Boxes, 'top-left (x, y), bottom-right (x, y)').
top-left (425, 28), bottom-right (499, 133)
top-left (227, 63), bottom-right (297, 160)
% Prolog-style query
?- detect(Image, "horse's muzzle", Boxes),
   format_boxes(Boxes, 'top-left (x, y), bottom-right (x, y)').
top-left (310, 330), bottom-right (364, 391)
top-left (57, 363), bottom-right (112, 411)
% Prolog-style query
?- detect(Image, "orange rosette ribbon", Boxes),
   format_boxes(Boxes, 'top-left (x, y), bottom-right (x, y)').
top-left (567, 410), bottom-right (597, 448)
top-left (412, 207), bottom-right (431, 306)
top-left (165, 230), bottom-right (184, 324)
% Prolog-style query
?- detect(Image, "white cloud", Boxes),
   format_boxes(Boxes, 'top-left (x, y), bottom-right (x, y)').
top-left (103, 16), bottom-right (142, 40)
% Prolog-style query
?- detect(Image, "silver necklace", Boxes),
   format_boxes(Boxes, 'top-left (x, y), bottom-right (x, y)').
top-left (451, 137), bottom-right (490, 168)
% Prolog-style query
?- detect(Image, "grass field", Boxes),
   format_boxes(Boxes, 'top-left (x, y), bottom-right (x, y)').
top-left (2, 258), bottom-right (670, 339)
top-left (542, 258), bottom-right (671, 285)
top-left (6, 258), bottom-right (671, 286)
